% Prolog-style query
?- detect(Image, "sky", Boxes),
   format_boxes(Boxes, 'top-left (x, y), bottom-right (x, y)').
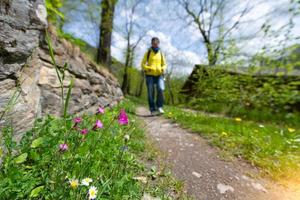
top-left (63, 0), bottom-right (300, 76)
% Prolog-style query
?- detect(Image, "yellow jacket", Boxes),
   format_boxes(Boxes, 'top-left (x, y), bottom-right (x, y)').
top-left (141, 49), bottom-right (167, 76)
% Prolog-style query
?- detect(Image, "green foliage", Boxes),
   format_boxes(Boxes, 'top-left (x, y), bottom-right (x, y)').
top-left (164, 76), bottom-right (186, 105)
top-left (186, 66), bottom-right (300, 126)
top-left (45, 0), bottom-right (64, 23)
top-left (0, 102), bottom-right (147, 199)
top-left (0, 101), bottom-right (189, 199)
top-left (164, 106), bottom-right (300, 181)
top-left (57, 30), bottom-right (88, 50)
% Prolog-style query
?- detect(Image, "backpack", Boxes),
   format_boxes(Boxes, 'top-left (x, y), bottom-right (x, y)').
top-left (147, 48), bottom-right (164, 66)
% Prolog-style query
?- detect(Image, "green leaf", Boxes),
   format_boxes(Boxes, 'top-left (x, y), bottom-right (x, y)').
top-left (78, 144), bottom-right (89, 156)
top-left (29, 150), bottom-right (41, 161)
top-left (62, 62), bottom-right (68, 80)
top-left (31, 137), bottom-right (45, 148)
top-left (14, 153), bottom-right (28, 164)
top-left (45, 32), bottom-right (63, 85)
top-left (30, 186), bottom-right (44, 198)
top-left (64, 79), bottom-right (74, 118)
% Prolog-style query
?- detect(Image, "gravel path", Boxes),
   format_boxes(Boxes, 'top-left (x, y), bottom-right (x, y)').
top-left (136, 106), bottom-right (299, 200)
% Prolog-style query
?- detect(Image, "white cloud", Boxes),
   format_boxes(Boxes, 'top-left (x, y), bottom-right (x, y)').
top-left (120, 8), bottom-right (139, 22)
top-left (111, 32), bottom-right (127, 61)
top-left (63, 0), bottom-right (300, 76)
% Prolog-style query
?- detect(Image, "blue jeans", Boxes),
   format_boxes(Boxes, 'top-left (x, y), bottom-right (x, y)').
top-left (146, 75), bottom-right (165, 112)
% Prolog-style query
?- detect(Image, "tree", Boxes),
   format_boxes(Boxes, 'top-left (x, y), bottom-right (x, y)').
top-left (177, 0), bottom-right (251, 66)
top-left (135, 71), bottom-right (145, 97)
top-left (120, 0), bottom-right (145, 95)
top-left (97, 0), bottom-right (118, 67)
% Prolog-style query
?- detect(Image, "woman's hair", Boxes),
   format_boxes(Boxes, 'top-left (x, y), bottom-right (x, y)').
top-left (151, 37), bottom-right (160, 43)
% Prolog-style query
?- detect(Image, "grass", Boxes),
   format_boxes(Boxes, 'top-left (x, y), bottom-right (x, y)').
top-left (0, 100), bottom-right (191, 199)
top-left (187, 100), bottom-right (300, 129)
top-left (163, 106), bottom-right (300, 181)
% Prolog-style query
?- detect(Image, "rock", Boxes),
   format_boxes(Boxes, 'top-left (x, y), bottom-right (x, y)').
top-left (0, 0), bottom-right (46, 77)
top-left (38, 66), bottom-right (71, 87)
top-left (217, 183), bottom-right (235, 194)
top-left (142, 193), bottom-right (161, 200)
top-left (87, 71), bottom-right (106, 85)
top-left (0, 1), bottom-right (123, 140)
top-left (40, 89), bottom-right (61, 116)
top-left (251, 182), bottom-right (268, 193)
top-left (192, 171), bottom-right (202, 178)
top-left (35, 4), bottom-right (48, 25)
top-left (0, 0), bottom-right (46, 142)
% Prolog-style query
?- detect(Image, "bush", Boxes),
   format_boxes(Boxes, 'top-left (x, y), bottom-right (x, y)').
top-left (184, 66), bottom-right (300, 125)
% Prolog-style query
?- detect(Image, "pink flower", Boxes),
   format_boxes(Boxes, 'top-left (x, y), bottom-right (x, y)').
top-left (59, 143), bottom-right (68, 151)
top-left (80, 128), bottom-right (89, 135)
top-left (118, 109), bottom-right (129, 125)
top-left (97, 107), bottom-right (105, 114)
top-left (92, 120), bottom-right (103, 130)
top-left (73, 117), bottom-right (82, 124)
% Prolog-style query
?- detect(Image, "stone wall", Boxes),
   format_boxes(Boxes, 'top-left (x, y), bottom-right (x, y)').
top-left (0, 0), bottom-right (123, 141)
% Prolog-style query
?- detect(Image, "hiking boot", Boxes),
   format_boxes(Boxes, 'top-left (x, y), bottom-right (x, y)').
top-left (151, 111), bottom-right (159, 116)
top-left (158, 107), bottom-right (164, 114)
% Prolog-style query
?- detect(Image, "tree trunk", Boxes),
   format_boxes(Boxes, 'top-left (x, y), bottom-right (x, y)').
top-left (205, 41), bottom-right (217, 66)
top-left (97, 0), bottom-right (117, 68)
top-left (121, 40), bottom-right (131, 95)
top-left (135, 72), bottom-right (144, 97)
top-left (126, 50), bottom-right (135, 95)
top-left (166, 75), bottom-right (174, 105)
top-left (121, 69), bottom-right (129, 95)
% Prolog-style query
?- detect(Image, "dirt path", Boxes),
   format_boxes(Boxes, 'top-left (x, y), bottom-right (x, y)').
top-left (136, 106), bottom-right (299, 200)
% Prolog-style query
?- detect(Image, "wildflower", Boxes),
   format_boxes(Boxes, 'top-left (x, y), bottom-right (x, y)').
top-left (221, 132), bottom-right (228, 136)
top-left (118, 109), bottom-right (129, 125)
top-left (259, 124), bottom-right (264, 128)
top-left (80, 128), bottom-right (89, 135)
top-left (235, 117), bottom-right (242, 122)
top-left (59, 143), bottom-right (68, 151)
top-left (69, 179), bottom-right (79, 189)
top-left (81, 178), bottom-right (93, 186)
top-left (288, 128), bottom-right (296, 133)
top-left (97, 107), bottom-right (105, 114)
top-left (124, 134), bottom-right (130, 142)
top-left (88, 186), bottom-right (98, 200)
top-left (73, 117), bottom-right (82, 129)
top-left (92, 120), bottom-right (103, 130)
top-left (73, 117), bottom-right (82, 124)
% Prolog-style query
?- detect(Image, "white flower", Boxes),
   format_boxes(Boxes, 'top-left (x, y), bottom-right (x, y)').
top-left (81, 178), bottom-right (93, 186)
top-left (124, 134), bottom-right (130, 141)
top-left (88, 186), bottom-right (98, 200)
top-left (69, 179), bottom-right (79, 189)
top-left (259, 124), bottom-right (265, 128)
